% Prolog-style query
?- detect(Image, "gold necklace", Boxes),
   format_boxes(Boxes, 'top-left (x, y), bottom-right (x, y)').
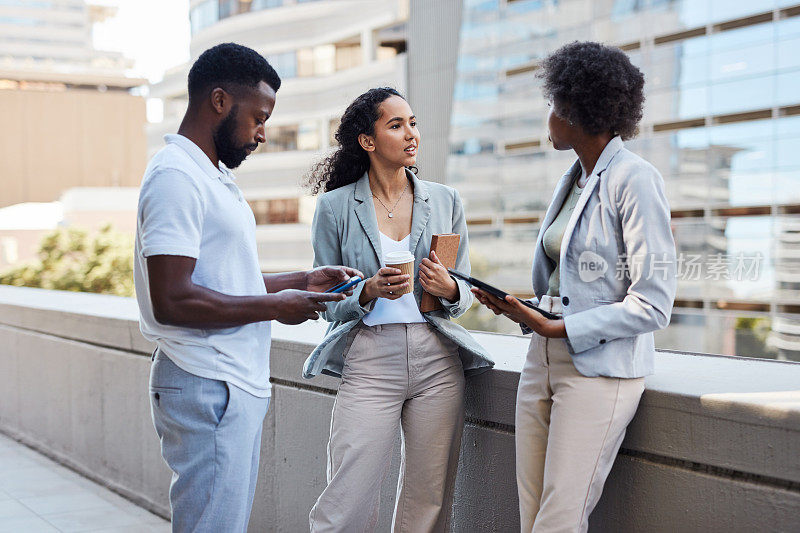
top-left (372, 181), bottom-right (409, 219)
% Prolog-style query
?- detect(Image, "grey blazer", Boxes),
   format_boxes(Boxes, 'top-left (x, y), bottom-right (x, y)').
top-left (302, 169), bottom-right (494, 379)
top-left (529, 136), bottom-right (677, 378)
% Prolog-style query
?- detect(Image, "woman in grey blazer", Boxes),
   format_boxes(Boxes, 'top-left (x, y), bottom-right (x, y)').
top-left (473, 42), bottom-right (677, 532)
top-left (304, 87), bottom-right (493, 532)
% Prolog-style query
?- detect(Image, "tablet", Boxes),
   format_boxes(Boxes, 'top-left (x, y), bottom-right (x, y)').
top-left (448, 269), bottom-right (560, 320)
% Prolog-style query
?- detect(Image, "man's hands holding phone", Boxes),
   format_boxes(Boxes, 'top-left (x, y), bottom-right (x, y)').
top-left (273, 289), bottom-right (345, 325)
top-left (275, 265), bottom-right (364, 325)
top-left (305, 266), bottom-right (363, 294)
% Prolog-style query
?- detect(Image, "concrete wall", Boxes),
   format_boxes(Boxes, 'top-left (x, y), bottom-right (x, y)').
top-left (0, 286), bottom-right (798, 532)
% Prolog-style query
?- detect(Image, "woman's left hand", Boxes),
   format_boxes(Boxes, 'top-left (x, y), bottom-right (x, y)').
top-left (419, 251), bottom-right (459, 302)
top-left (471, 288), bottom-right (567, 339)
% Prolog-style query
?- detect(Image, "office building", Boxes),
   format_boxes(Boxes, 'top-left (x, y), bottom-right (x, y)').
top-left (148, 0), bottom-right (409, 272)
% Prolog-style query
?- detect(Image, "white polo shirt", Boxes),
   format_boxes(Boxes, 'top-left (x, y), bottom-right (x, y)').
top-left (134, 134), bottom-right (271, 398)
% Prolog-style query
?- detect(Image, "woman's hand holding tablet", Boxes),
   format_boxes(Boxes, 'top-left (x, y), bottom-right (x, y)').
top-left (448, 269), bottom-right (568, 338)
top-left (447, 269), bottom-right (559, 319)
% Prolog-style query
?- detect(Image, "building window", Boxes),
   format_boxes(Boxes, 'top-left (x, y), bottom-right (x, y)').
top-left (252, 0), bottom-right (284, 9)
top-left (297, 45), bottom-right (337, 77)
top-left (298, 120), bottom-right (321, 151)
top-left (267, 51), bottom-right (297, 79)
top-left (313, 45), bottom-right (336, 76)
top-left (329, 118), bottom-right (341, 145)
top-left (335, 43), bottom-right (362, 71)
top-left (249, 199), bottom-right (300, 225)
top-left (297, 48), bottom-right (314, 77)
top-left (190, 0), bottom-right (219, 34)
top-left (218, 0), bottom-right (238, 19)
top-left (260, 124), bottom-right (298, 153)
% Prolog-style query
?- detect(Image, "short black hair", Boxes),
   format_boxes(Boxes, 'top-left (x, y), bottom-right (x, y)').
top-left (187, 42), bottom-right (281, 103)
top-left (539, 41), bottom-right (645, 140)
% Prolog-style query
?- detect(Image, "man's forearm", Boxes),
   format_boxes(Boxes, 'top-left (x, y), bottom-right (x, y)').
top-left (153, 284), bottom-right (284, 329)
top-left (263, 271), bottom-right (306, 292)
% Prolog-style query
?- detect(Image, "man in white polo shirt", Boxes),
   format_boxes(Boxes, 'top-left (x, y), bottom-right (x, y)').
top-left (134, 43), bottom-right (359, 532)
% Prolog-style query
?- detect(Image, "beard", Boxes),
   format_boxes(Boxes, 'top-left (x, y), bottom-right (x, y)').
top-left (212, 105), bottom-right (256, 169)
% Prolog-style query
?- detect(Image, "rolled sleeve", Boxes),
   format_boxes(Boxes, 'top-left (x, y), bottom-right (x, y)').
top-left (439, 189), bottom-right (474, 318)
top-left (139, 169), bottom-right (204, 259)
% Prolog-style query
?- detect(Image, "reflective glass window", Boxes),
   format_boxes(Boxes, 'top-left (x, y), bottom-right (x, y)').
top-left (190, 0), bottom-right (218, 34)
top-left (266, 51), bottom-right (296, 79)
top-left (252, 0), bottom-right (284, 9)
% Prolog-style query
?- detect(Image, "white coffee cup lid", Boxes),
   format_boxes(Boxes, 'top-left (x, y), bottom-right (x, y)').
top-left (384, 251), bottom-right (414, 264)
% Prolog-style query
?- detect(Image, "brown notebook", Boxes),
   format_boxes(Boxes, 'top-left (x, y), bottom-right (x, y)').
top-left (419, 233), bottom-right (461, 313)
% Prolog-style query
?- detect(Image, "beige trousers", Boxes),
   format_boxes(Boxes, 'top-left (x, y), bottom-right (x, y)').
top-left (309, 323), bottom-right (465, 533)
top-left (516, 295), bottom-right (645, 533)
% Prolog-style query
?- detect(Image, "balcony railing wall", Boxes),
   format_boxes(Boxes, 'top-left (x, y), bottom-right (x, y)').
top-left (0, 286), bottom-right (797, 531)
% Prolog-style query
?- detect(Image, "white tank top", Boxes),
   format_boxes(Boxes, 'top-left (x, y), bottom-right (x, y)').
top-left (362, 232), bottom-right (427, 326)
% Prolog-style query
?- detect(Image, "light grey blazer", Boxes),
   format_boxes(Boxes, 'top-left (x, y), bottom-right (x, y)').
top-left (302, 169), bottom-right (494, 379)
top-left (529, 136), bottom-right (677, 378)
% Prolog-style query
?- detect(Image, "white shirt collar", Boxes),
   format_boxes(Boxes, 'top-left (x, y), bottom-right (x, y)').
top-left (164, 134), bottom-right (236, 182)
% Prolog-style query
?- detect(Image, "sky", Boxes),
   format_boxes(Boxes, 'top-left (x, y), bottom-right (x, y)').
top-left (91, 0), bottom-right (191, 83)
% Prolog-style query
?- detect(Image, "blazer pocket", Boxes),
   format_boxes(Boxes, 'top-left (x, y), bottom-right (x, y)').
top-left (150, 386), bottom-right (182, 395)
top-left (594, 298), bottom-right (622, 305)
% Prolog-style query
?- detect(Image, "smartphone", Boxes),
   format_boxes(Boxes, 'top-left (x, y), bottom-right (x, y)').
top-left (325, 276), bottom-right (363, 294)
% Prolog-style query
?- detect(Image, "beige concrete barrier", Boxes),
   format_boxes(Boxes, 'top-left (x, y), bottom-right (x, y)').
top-left (0, 286), bottom-right (798, 531)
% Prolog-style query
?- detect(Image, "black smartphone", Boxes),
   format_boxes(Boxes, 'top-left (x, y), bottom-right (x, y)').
top-left (447, 269), bottom-right (560, 320)
top-left (325, 276), bottom-right (363, 294)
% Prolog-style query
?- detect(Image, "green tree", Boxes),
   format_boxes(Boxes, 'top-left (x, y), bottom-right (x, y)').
top-left (0, 224), bottom-right (134, 296)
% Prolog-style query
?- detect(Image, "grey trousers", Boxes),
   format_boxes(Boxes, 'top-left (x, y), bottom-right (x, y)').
top-left (309, 322), bottom-right (466, 533)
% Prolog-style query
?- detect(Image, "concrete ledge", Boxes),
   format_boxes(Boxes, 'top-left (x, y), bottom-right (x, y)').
top-left (0, 286), bottom-right (798, 531)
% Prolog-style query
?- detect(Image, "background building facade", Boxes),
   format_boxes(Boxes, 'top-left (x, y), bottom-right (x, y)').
top-left (148, 0), bottom-right (409, 272)
top-left (425, 0), bottom-right (800, 360)
top-left (0, 0), bottom-right (146, 271)
top-left (144, 0), bottom-right (800, 361)
top-left (0, 0), bottom-right (147, 209)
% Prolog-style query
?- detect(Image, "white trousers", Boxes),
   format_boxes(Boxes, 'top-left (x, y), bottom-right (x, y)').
top-left (515, 295), bottom-right (645, 533)
top-left (309, 323), bottom-right (465, 533)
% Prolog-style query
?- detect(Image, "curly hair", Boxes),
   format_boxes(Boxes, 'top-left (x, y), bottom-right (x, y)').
top-left (304, 87), bottom-right (416, 195)
top-left (188, 43), bottom-right (282, 103)
top-left (539, 41), bottom-right (644, 140)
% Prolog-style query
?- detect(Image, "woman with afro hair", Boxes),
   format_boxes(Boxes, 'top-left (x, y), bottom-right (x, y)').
top-left (303, 87), bottom-right (493, 532)
top-left (473, 42), bottom-right (677, 532)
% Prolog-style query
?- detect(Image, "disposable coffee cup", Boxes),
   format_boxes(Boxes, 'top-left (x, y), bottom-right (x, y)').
top-left (384, 251), bottom-right (415, 296)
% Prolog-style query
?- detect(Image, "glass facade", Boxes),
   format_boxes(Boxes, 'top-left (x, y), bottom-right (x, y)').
top-left (190, 0), bottom-right (219, 34)
top-left (448, 0), bottom-right (800, 361)
top-left (190, 0), bottom-right (327, 34)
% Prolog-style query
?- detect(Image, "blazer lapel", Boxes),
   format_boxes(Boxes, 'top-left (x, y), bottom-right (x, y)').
top-left (559, 172), bottom-right (601, 265)
top-left (533, 161), bottom-right (580, 260)
top-left (353, 173), bottom-right (382, 264)
top-left (540, 162), bottom-right (580, 235)
top-left (559, 137), bottom-right (625, 264)
top-left (408, 169), bottom-right (431, 256)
